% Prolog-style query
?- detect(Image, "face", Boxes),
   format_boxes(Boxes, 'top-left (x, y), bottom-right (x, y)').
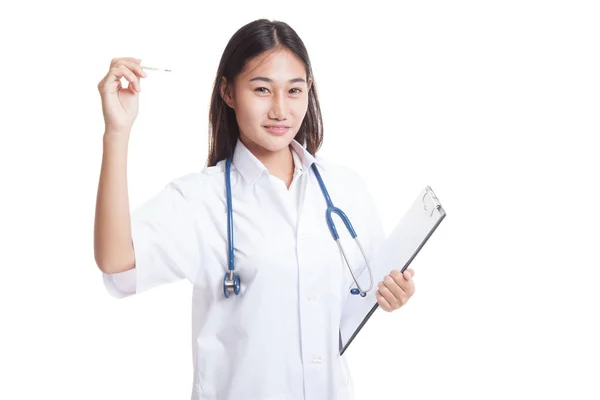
top-left (220, 48), bottom-right (312, 157)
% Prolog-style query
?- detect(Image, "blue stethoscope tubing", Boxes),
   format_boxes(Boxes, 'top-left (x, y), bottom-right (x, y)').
top-left (223, 155), bottom-right (374, 298)
top-left (224, 156), bottom-right (241, 297)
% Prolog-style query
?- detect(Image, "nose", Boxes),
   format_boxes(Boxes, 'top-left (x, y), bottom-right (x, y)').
top-left (268, 93), bottom-right (288, 120)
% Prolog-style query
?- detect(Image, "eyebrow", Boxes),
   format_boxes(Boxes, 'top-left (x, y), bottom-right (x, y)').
top-left (248, 76), bottom-right (306, 84)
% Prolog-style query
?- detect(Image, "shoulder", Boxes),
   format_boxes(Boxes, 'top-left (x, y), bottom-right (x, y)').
top-left (314, 154), bottom-right (368, 188)
top-left (313, 154), bottom-right (377, 213)
top-left (162, 162), bottom-right (226, 203)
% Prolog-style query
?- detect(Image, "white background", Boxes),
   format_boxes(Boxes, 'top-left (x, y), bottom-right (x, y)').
top-left (1, 0), bottom-right (599, 399)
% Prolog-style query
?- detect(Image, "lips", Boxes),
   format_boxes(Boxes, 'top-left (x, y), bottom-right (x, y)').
top-left (263, 126), bottom-right (290, 136)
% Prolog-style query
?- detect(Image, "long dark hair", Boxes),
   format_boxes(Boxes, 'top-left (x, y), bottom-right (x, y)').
top-left (206, 19), bottom-right (324, 167)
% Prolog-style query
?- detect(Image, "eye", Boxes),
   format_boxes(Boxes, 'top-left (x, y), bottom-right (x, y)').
top-left (254, 87), bottom-right (303, 95)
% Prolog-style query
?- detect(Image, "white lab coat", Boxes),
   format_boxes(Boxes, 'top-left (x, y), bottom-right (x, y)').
top-left (102, 138), bottom-right (386, 400)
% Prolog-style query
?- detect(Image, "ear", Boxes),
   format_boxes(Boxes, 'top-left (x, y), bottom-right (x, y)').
top-left (220, 77), bottom-right (235, 109)
top-left (307, 77), bottom-right (313, 92)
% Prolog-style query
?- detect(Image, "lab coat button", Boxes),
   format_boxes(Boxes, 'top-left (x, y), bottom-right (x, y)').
top-left (312, 356), bottom-right (322, 364)
top-left (308, 295), bottom-right (316, 303)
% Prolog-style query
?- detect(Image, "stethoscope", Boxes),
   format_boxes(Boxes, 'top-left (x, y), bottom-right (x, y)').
top-left (223, 155), bottom-right (374, 299)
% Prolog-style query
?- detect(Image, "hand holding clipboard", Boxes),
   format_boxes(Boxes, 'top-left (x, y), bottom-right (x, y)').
top-left (339, 186), bottom-right (447, 355)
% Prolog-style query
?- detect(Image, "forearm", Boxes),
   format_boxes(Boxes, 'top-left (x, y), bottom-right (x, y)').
top-left (94, 132), bottom-right (135, 274)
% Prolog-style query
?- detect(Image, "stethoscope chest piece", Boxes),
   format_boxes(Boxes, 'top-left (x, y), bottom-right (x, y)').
top-left (223, 270), bottom-right (241, 298)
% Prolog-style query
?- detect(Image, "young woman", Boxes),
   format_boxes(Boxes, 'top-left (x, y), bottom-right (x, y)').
top-left (95, 18), bottom-right (415, 400)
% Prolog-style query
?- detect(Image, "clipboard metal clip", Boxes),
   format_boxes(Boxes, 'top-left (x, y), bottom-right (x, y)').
top-left (422, 186), bottom-right (442, 217)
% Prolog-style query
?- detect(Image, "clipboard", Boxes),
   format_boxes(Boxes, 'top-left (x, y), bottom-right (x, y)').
top-left (339, 186), bottom-right (447, 355)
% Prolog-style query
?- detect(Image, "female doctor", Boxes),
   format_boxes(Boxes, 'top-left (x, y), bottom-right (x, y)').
top-left (94, 19), bottom-right (415, 400)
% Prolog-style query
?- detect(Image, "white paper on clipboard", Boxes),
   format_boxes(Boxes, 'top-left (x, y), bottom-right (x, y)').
top-left (339, 186), bottom-right (447, 355)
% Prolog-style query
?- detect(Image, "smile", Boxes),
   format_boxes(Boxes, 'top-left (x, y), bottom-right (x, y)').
top-left (263, 126), bottom-right (289, 135)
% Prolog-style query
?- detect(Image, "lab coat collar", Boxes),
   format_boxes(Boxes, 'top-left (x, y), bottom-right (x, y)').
top-left (232, 138), bottom-right (322, 186)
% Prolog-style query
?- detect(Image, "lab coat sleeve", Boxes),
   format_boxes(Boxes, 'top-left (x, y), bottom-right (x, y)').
top-left (339, 172), bottom-right (386, 347)
top-left (102, 178), bottom-right (203, 299)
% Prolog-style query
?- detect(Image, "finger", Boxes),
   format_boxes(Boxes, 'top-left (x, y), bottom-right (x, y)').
top-left (383, 275), bottom-right (406, 298)
top-left (400, 280), bottom-right (415, 297)
top-left (122, 60), bottom-right (147, 78)
top-left (111, 57), bottom-right (142, 67)
top-left (390, 269), bottom-right (403, 282)
top-left (382, 277), bottom-right (412, 304)
top-left (404, 268), bottom-right (415, 280)
top-left (404, 274), bottom-right (416, 295)
top-left (109, 65), bottom-right (141, 92)
top-left (376, 290), bottom-right (393, 312)
top-left (99, 59), bottom-right (145, 94)
top-left (111, 59), bottom-right (147, 80)
top-left (378, 281), bottom-right (401, 308)
top-left (120, 59), bottom-right (147, 79)
top-left (114, 58), bottom-right (146, 77)
top-left (390, 270), bottom-right (412, 292)
top-left (391, 272), bottom-right (415, 295)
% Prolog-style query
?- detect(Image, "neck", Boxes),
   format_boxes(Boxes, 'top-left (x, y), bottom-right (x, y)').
top-left (241, 137), bottom-right (294, 187)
